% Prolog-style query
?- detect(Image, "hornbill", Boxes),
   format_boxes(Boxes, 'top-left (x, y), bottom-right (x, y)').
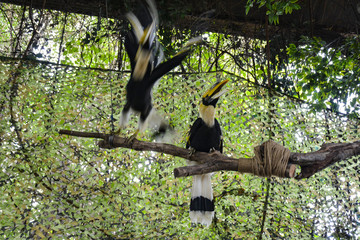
top-left (117, 0), bottom-right (201, 140)
top-left (186, 79), bottom-right (229, 226)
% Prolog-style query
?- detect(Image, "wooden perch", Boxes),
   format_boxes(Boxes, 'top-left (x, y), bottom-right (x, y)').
top-left (59, 130), bottom-right (360, 179)
top-left (289, 141), bottom-right (360, 179)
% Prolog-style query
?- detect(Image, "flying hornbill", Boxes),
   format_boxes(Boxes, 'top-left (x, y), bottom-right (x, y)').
top-left (117, 0), bottom-right (201, 140)
top-left (186, 79), bottom-right (229, 226)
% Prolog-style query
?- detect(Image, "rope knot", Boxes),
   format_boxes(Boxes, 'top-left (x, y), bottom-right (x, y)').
top-left (251, 140), bottom-right (290, 178)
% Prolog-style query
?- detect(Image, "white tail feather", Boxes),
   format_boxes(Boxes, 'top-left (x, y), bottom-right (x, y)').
top-left (201, 174), bottom-right (213, 201)
top-left (191, 175), bottom-right (203, 198)
top-left (190, 173), bottom-right (214, 226)
top-left (189, 211), bottom-right (214, 227)
top-left (119, 109), bottom-right (132, 128)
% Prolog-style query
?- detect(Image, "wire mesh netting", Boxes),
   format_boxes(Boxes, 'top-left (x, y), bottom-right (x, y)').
top-left (0, 3), bottom-right (359, 239)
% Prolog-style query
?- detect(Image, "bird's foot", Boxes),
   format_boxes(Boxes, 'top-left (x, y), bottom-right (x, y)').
top-left (113, 128), bottom-right (121, 135)
top-left (209, 147), bottom-right (216, 153)
top-left (125, 130), bottom-right (139, 144)
top-left (188, 147), bottom-right (196, 157)
top-left (209, 148), bottom-right (220, 156)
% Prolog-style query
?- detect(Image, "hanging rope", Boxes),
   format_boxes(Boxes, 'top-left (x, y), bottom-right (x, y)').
top-left (104, 0), bottom-right (115, 134)
top-left (259, 12), bottom-right (274, 240)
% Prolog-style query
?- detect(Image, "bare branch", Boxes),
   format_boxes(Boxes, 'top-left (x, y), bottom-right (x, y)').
top-left (60, 129), bottom-right (360, 180)
top-left (59, 130), bottom-right (360, 179)
top-left (59, 130), bottom-right (295, 178)
top-left (289, 141), bottom-right (360, 179)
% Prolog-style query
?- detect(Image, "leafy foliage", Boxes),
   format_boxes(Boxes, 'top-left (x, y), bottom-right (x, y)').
top-left (287, 37), bottom-right (360, 117)
top-left (0, 2), bottom-right (360, 239)
top-left (246, 0), bottom-right (301, 24)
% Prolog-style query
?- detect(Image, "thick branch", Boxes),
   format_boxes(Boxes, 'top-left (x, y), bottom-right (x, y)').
top-left (59, 130), bottom-right (295, 178)
top-left (289, 141), bottom-right (360, 179)
top-left (59, 130), bottom-right (360, 179)
top-left (1, 0), bottom-right (357, 45)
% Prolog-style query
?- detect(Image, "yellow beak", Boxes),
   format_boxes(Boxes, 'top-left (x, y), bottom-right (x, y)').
top-left (202, 79), bottom-right (230, 99)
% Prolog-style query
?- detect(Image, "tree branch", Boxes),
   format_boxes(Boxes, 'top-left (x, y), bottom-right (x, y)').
top-left (59, 130), bottom-right (360, 179)
top-left (289, 141), bottom-right (360, 179)
top-left (59, 130), bottom-right (296, 178)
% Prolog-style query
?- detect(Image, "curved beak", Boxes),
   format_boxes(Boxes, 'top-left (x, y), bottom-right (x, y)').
top-left (202, 79), bottom-right (230, 103)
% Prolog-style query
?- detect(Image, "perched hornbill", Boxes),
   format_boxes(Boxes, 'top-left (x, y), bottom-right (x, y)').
top-left (186, 79), bottom-right (229, 226)
top-left (118, 0), bottom-right (201, 139)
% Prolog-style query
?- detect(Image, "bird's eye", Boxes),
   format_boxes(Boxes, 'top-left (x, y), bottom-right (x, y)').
top-left (202, 97), bottom-right (210, 105)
